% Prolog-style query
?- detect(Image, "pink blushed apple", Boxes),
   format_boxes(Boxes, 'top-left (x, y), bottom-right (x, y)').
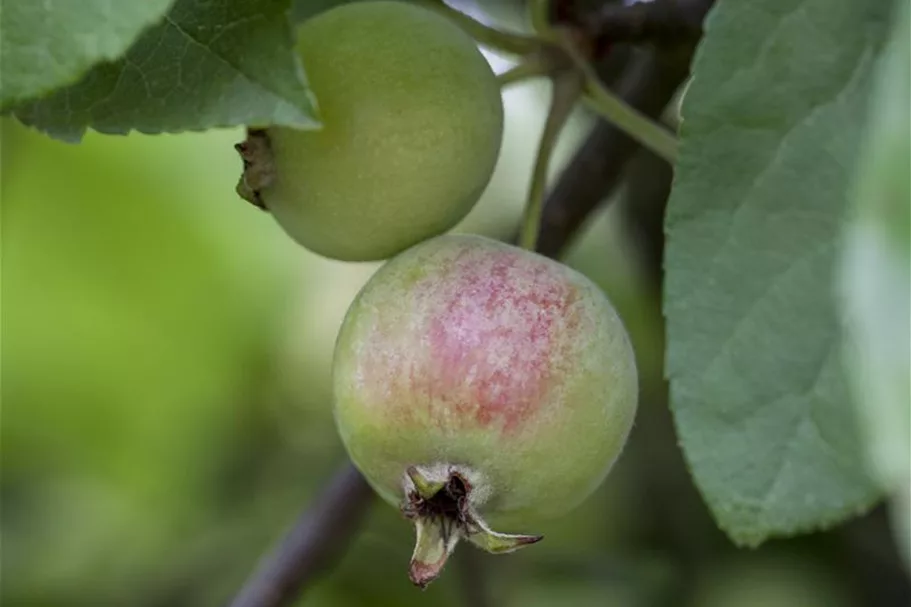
top-left (332, 234), bottom-right (638, 587)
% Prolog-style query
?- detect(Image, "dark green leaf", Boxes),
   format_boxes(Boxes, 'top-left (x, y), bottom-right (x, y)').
top-left (664, 0), bottom-right (891, 546)
top-left (0, 0), bottom-right (176, 108)
top-left (13, 0), bottom-right (318, 142)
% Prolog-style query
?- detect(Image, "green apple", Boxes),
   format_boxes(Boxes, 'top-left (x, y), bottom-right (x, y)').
top-left (237, 2), bottom-right (504, 261)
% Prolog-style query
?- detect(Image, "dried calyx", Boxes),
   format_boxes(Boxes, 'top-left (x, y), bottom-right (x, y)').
top-left (234, 128), bottom-right (273, 210)
top-left (401, 464), bottom-right (542, 588)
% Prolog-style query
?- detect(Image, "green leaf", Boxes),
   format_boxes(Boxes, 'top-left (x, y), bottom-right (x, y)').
top-left (0, 0), bottom-right (176, 108)
top-left (664, 0), bottom-right (891, 546)
top-left (12, 0), bottom-right (319, 142)
top-left (839, 0), bottom-right (910, 565)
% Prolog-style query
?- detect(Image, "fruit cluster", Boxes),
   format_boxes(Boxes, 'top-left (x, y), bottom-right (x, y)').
top-left (235, 1), bottom-right (638, 588)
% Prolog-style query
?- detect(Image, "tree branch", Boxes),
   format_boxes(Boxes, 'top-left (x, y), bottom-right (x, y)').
top-left (583, 0), bottom-right (715, 50)
top-left (228, 463), bottom-right (374, 607)
top-left (533, 45), bottom-right (691, 258)
top-left (620, 145), bottom-right (676, 292)
top-left (527, 0), bottom-right (714, 258)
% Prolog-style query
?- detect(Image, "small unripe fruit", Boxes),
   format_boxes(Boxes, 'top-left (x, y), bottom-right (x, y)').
top-left (236, 2), bottom-right (504, 261)
top-left (332, 234), bottom-right (638, 587)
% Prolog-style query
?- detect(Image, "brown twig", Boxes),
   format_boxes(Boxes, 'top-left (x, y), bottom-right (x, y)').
top-left (227, 463), bottom-right (374, 607)
top-left (620, 145), bottom-right (676, 291)
top-left (532, 46), bottom-right (692, 258)
top-left (530, 0), bottom-right (714, 258)
top-left (583, 0), bottom-right (715, 50)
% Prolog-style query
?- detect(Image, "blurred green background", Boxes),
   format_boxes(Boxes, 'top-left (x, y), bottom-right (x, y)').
top-left (2, 2), bottom-right (909, 606)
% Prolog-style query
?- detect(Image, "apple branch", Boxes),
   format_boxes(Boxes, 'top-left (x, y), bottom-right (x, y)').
top-left (228, 463), bottom-right (374, 607)
top-left (532, 0), bottom-right (714, 257)
top-left (533, 46), bottom-right (693, 258)
top-left (582, 0), bottom-right (715, 50)
top-left (558, 33), bottom-right (680, 163)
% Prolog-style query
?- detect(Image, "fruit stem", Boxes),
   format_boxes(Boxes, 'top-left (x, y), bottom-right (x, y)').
top-left (556, 30), bottom-right (680, 163)
top-left (518, 71), bottom-right (584, 251)
top-left (420, 1), bottom-right (543, 55)
top-left (580, 81), bottom-right (679, 164)
top-left (528, 0), bottom-right (556, 39)
top-left (497, 53), bottom-right (554, 88)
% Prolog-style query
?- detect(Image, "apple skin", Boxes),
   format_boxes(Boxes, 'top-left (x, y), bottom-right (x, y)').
top-left (260, 2), bottom-right (504, 261)
top-left (332, 234), bottom-right (638, 529)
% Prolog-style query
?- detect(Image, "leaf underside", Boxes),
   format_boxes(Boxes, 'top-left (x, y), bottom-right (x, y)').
top-left (664, 0), bottom-right (890, 546)
top-left (0, 0), bottom-right (176, 108)
top-left (11, 0), bottom-right (319, 142)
